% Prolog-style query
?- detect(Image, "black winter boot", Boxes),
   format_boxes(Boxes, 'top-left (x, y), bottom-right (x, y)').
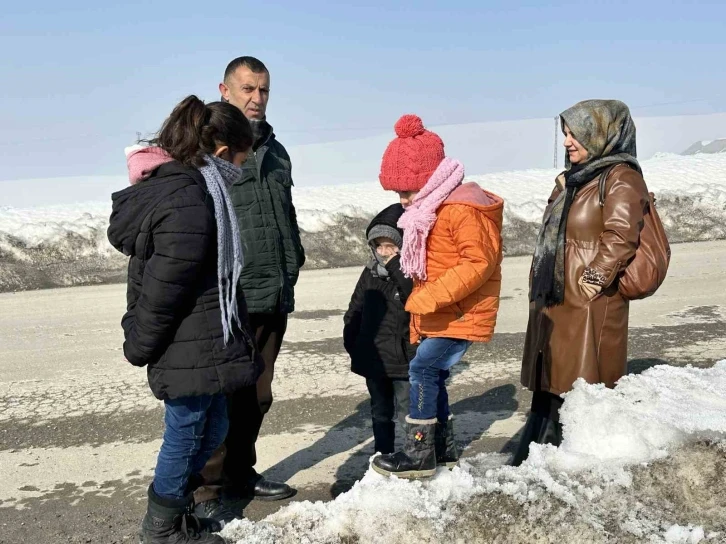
top-left (371, 416), bottom-right (437, 479)
top-left (511, 391), bottom-right (564, 467)
top-left (511, 411), bottom-right (563, 466)
top-left (435, 416), bottom-right (459, 468)
top-left (139, 485), bottom-right (224, 544)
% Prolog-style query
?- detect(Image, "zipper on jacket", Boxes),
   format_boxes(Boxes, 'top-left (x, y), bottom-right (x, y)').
top-left (255, 144), bottom-right (287, 307)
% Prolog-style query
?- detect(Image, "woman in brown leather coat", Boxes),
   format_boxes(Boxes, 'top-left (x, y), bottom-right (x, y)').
top-left (513, 100), bottom-right (649, 465)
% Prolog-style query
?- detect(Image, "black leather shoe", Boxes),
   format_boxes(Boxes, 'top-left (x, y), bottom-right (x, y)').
top-left (193, 498), bottom-right (240, 528)
top-left (239, 473), bottom-right (295, 502)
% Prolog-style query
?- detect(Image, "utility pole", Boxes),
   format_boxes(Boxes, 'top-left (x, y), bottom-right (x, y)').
top-left (136, 131), bottom-right (142, 143)
top-left (553, 116), bottom-right (559, 168)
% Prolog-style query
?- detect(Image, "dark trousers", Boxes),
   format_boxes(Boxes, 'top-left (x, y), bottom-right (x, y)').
top-left (366, 377), bottom-right (410, 454)
top-left (194, 312), bottom-right (288, 503)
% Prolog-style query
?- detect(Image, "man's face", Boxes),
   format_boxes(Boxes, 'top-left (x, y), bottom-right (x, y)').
top-left (219, 66), bottom-right (270, 120)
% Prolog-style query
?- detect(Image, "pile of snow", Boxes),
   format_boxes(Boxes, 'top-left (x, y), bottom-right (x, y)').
top-left (0, 202), bottom-right (110, 255)
top-left (1, 153), bottom-right (726, 291)
top-left (0, 202), bottom-right (125, 292)
top-left (222, 363), bottom-right (726, 544)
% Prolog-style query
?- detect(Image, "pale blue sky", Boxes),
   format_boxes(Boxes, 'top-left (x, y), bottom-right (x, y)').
top-left (1, 0), bottom-right (724, 180)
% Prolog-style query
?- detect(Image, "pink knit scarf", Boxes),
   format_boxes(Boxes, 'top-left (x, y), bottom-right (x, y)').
top-left (397, 157), bottom-right (465, 280)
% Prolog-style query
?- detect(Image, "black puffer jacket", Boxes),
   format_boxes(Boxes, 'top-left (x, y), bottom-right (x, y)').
top-left (107, 161), bottom-right (262, 400)
top-left (343, 204), bottom-right (416, 379)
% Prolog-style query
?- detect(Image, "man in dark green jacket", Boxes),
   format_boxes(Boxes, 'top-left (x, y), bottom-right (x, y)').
top-left (195, 56), bottom-right (305, 522)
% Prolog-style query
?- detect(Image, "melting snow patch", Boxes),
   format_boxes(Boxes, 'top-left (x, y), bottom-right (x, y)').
top-left (664, 525), bottom-right (705, 543)
top-left (222, 362), bottom-right (726, 543)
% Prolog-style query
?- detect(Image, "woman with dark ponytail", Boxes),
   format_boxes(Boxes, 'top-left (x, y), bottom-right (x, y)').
top-left (108, 95), bottom-right (258, 543)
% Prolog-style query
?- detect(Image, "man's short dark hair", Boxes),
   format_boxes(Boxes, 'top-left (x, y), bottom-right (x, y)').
top-left (224, 56), bottom-right (268, 81)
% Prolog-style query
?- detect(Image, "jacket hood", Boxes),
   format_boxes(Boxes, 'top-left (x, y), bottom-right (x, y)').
top-left (365, 203), bottom-right (405, 277)
top-left (125, 145), bottom-right (174, 185)
top-left (107, 161), bottom-right (205, 257)
top-left (365, 203), bottom-right (405, 239)
top-left (443, 182), bottom-right (504, 231)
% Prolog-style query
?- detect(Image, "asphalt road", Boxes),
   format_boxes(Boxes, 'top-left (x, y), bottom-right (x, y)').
top-left (1, 240), bottom-right (725, 543)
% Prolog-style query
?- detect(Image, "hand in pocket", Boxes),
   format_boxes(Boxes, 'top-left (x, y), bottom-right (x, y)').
top-left (578, 275), bottom-right (602, 301)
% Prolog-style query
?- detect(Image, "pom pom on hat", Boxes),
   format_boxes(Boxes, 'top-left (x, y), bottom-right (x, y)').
top-left (394, 115), bottom-right (426, 138)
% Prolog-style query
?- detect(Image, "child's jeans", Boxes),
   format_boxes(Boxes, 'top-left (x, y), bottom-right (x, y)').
top-left (153, 393), bottom-right (228, 499)
top-left (408, 338), bottom-right (472, 421)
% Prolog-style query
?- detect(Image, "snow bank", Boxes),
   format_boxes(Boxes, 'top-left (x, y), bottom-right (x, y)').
top-left (0, 202), bottom-right (110, 252)
top-left (222, 362), bottom-right (726, 544)
top-left (292, 152), bottom-right (726, 227)
top-left (1, 153), bottom-right (726, 291)
top-left (0, 202), bottom-right (126, 291)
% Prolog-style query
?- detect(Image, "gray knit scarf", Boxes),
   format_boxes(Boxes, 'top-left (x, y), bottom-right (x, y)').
top-left (530, 100), bottom-right (642, 307)
top-left (198, 155), bottom-right (244, 344)
top-left (366, 251), bottom-right (390, 279)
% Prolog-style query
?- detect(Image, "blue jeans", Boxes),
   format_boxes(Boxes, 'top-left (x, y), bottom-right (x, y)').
top-left (408, 338), bottom-right (472, 421)
top-left (153, 394), bottom-right (228, 499)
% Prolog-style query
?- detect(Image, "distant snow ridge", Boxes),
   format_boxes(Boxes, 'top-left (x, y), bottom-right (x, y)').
top-left (1, 153), bottom-right (726, 292)
top-left (682, 139), bottom-right (726, 156)
top-left (222, 362), bottom-right (726, 544)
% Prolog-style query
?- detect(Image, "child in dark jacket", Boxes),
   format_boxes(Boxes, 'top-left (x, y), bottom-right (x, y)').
top-left (343, 204), bottom-right (416, 454)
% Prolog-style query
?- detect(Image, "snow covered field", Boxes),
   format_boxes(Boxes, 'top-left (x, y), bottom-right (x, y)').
top-left (1, 152), bottom-right (725, 292)
top-left (222, 362), bottom-right (726, 544)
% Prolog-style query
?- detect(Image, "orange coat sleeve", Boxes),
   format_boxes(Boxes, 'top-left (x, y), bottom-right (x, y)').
top-left (406, 206), bottom-right (500, 315)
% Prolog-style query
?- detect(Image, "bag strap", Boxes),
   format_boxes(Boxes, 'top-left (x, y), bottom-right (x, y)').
top-left (598, 163), bottom-right (631, 207)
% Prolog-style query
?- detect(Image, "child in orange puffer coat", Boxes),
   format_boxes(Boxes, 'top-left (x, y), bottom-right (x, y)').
top-left (371, 115), bottom-right (504, 479)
